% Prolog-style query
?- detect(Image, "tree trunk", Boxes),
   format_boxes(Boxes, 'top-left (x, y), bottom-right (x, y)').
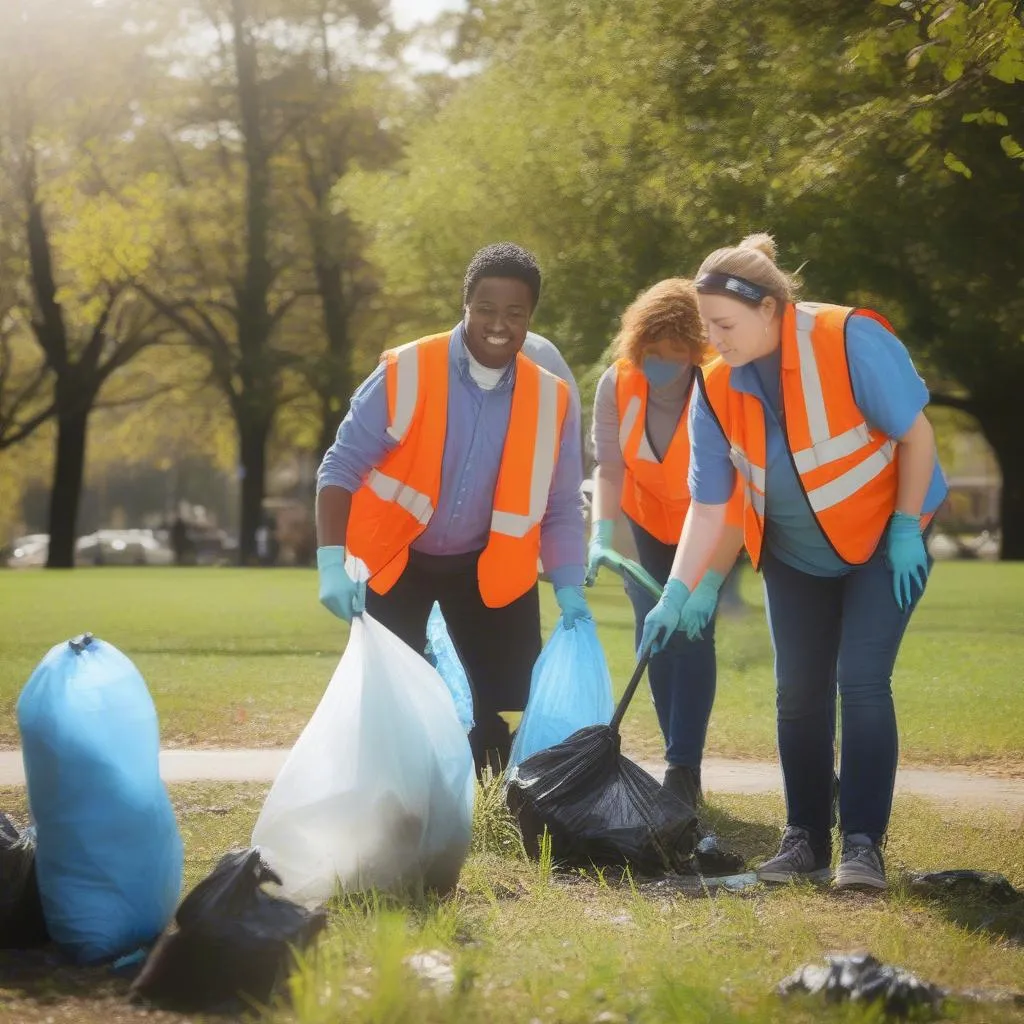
top-left (237, 412), bottom-right (271, 565)
top-left (972, 394), bottom-right (1024, 561)
top-left (45, 405), bottom-right (90, 569)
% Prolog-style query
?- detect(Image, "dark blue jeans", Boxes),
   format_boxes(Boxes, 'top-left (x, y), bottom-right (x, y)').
top-left (624, 516), bottom-right (717, 769)
top-left (761, 539), bottom-right (928, 844)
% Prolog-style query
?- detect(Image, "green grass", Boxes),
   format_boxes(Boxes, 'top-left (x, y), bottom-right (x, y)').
top-left (2, 784), bottom-right (1022, 1024)
top-left (0, 563), bottom-right (1022, 769)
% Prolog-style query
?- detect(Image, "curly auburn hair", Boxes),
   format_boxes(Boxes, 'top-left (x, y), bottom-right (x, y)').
top-left (613, 278), bottom-right (707, 366)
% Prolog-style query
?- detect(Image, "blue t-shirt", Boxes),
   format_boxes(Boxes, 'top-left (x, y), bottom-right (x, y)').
top-left (688, 314), bottom-right (948, 577)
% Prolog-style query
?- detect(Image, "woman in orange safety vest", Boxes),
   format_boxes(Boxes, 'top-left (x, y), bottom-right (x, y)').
top-left (640, 235), bottom-right (947, 892)
top-left (587, 278), bottom-right (743, 811)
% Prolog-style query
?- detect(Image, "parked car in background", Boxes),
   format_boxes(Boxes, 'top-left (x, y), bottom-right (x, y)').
top-left (4, 530), bottom-right (175, 568)
top-left (75, 530), bottom-right (174, 567)
top-left (3, 534), bottom-right (50, 569)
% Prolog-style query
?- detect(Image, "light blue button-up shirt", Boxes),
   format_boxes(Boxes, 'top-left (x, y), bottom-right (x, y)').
top-left (317, 324), bottom-right (586, 587)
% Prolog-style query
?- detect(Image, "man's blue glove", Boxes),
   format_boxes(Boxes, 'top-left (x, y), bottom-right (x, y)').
top-left (316, 546), bottom-right (366, 623)
top-left (555, 585), bottom-right (592, 629)
top-left (639, 578), bottom-right (690, 655)
top-left (679, 569), bottom-right (725, 641)
top-left (585, 519), bottom-right (617, 586)
top-left (886, 512), bottom-right (929, 611)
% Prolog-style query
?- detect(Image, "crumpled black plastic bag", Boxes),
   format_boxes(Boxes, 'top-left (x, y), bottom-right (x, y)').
top-left (506, 725), bottom-right (698, 876)
top-left (692, 834), bottom-right (746, 876)
top-left (778, 952), bottom-right (944, 1017)
top-left (0, 812), bottom-right (49, 949)
top-left (907, 869), bottom-right (1023, 905)
top-left (130, 848), bottom-right (327, 1015)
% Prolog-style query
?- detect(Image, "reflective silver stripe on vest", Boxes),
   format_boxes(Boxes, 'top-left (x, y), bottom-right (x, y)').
top-left (729, 445), bottom-right (766, 492)
top-left (619, 394), bottom-right (641, 454)
top-left (748, 486), bottom-right (766, 516)
top-left (386, 344), bottom-right (420, 443)
top-left (367, 469), bottom-right (434, 525)
top-left (618, 392), bottom-right (659, 463)
top-left (806, 440), bottom-right (896, 513)
top-left (491, 371), bottom-right (562, 539)
top-left (792, 421), bottom-right (872, 474)
top-left (794, 304), bottom-right (831, 447)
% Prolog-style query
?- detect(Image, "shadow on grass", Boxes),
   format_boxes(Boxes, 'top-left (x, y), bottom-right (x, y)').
top-left (897, 874), bottom-right (1024, 944)
top-left (700, 801), bottom-right (782, 865)
top-left (0, 948), bottom-right (136, 1010)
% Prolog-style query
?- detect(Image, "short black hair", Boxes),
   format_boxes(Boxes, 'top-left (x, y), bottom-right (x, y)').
top-left (462, 242), bottom-right (542, 309)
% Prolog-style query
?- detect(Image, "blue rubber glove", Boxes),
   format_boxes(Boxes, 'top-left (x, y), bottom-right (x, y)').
top-left (585, 519), bottom-right (617, 586)
top-left (639, 578), bottom-right (690, 655)
top-left (886, 512), bottom-right (929, 611)
top-left (555, 585), bottom-right (592, 629)
top-left (316, 546), bottom-right (366, 623)
top-left (679, 569), bottom-right (725, 641)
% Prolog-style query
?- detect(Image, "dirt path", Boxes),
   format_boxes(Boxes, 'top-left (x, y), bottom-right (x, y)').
top-left (2, 749), bottom-right (1021, 811)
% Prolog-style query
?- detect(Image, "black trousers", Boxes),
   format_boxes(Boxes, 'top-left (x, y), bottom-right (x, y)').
top-left (364, 550), bottom-right (542, 777)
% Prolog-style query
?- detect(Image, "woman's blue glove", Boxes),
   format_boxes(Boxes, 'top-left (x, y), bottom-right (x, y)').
top-left (585, 520), bottom-right (617, 586)
top-left (886, 512), bottom-right (929, 611)
top-left (316, 546), bottom-right (366, 623)
top-left (555, 585), bottom-right (592, 629)
top-left (679, 569), bottom-right (725, 641)
top-left (639, 579), bottom-right (690, 655)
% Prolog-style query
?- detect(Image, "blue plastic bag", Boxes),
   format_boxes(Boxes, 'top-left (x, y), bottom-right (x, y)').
top-left (17, 634), bottom-right (183, 964)
top-left (424, 603), bottom-right (474, 733)
top-left (508, 619), bottom-right (615, 771)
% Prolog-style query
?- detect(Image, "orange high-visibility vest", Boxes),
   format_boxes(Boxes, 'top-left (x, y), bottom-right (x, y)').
top-left (700, 302), bottom-right (914, 570)
top-left (616, 360), bottom-right (743, 545)
top-left (346, 332), bottom-right (570, 608)
top-left (615, 359), bottom-right (695, 545)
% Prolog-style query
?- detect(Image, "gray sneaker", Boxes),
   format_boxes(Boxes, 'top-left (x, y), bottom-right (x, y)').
top-left (834, 834), bottom-right (887, 890)
top-left (756, 826), bottom-right (832, 883)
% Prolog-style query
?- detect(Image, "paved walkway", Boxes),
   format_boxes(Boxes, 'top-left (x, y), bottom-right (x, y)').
top-left (1, 749), bottom-right (1021, 811)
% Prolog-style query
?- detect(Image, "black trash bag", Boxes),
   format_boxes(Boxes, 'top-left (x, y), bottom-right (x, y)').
top-left (691, 834), bottom-right (746, 877)
top-left (907, 870), bottom-right (1023, 905)
top-left (507, 725), bottom-right (698, 874)
top-left (130, 848), bottom-right (327, 1015)
top-left (506, 657), bottom-right (698, 876)
top-left (0, 813), bottom-right (49, 949)
top-left (778, 952), bottom-right (944, 1018)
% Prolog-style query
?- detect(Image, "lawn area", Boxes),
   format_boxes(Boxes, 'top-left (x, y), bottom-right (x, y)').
top-left (0, 563), bottom-right (1022, 770)
top-left (0, 783), bottom-right (1022, 1023)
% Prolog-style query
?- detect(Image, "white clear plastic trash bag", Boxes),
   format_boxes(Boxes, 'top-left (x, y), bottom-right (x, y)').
top-left (252, 612), bottom-right (475, 906)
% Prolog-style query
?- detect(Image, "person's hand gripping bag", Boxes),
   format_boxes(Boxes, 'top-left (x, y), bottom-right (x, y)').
top-left (424, 602), bottom-right (474, 733)
top-left (252, 613), bottom-right (476, 905)
top-left (507, 618), bottom-right (614, 772)
top-left (16, 634), bottom-right (183, 964)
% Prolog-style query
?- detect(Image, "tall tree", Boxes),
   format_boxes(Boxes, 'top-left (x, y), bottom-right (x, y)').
top-left (0, 0), bottom-right (174, 567)
top-left (142, 0), bottom-right (390, 562)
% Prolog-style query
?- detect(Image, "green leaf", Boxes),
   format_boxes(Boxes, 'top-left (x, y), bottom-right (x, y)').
top-left (943, 57), bottom-right (965, 82)
top-left (990, 51), bottom-right (1024, 85)
top-left (999, 135), bottom-right (1024, 160)
top-left (962, 109), bottom-right (1010, 126)
top-left (943, 151), bottom-right (973, 178)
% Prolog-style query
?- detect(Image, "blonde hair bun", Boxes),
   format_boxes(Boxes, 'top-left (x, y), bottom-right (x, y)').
top-left (738, 232), bottom-right (778, 263)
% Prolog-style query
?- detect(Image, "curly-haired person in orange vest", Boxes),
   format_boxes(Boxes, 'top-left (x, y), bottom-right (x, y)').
top-left (315, 243), bottom-right (589, 777)
top-left (587, 279), bottom-right (744, 811)
top-left (640, 234), bottom-right (947, 891)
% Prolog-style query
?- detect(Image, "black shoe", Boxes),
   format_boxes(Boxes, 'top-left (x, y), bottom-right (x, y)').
top-left (663, 764), bottom-right (702, 811)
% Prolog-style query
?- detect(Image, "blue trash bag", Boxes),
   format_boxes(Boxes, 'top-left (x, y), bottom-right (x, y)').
top-left (424, 602), bottom-right (474, 733)
top-left (507, 619), bottom-right (614, 772)
top-left (17, 634), bottom-right (183, 964)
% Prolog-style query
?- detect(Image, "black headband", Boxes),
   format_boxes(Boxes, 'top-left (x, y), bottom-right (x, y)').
top-left (695, 272), bottom-right (770, 305)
